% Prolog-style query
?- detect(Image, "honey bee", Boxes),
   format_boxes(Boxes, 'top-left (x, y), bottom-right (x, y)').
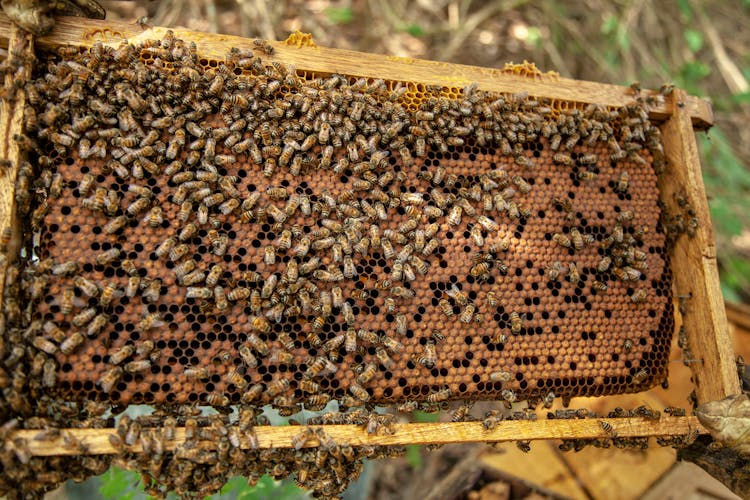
top-left (58, 287), bottom-right (75, 315)
top-left (290, 427), bottom-right (316, 451)
top-left (42, 321), bottom-right (65, 344)
top-left (52, 260), bottom-right (79, 276)
top-left (551, 152), bottom-right (573, 166)
top-left (347, 331), bottom-right (375, 351)
top-left (594, 256), bottom-right (611, 273)
top-left (186, 286), bottom-right (212, 300)
top-left (427, 387), bottom-right (451, 403)
top-left (99, 282), bottom-right (121, 308)
top-left (138, 278), bottom-right (160, 304)
top-left (568, 263), bottom-right (580, 285)
top-left (205, 393), bottom-right (230, 407)
top-left (108, 344), bottom-right (134, 366)
top-left (226, 368), bottom-right (248, 390)
top-left (509, 311), bottom-right (523, 334)
top-left (124, 359), bottom-right (151, 374)
top-left (60, 331), bottom-right (85, 355)
top-left (348, 382), bottom-right (370, 402)
top-left (460, 303), bottom-right (476, 323)
top-left (247, 332), bottom-right (270, 356)
top-left (632, 368), bottom-right (649, 384)
top-left (482, 410), bottom-right (503, 431)
top-left (447, 205), bottom-right (463, 226)
top-left (598, 420), bottom-right (617, 437)
top-left (78, 174), bottom-right (96, 197)
top-left (238, 345), bottom-right (258, 368)
top-left (418, 341), bottom-right (437, 369)
top-left (576, 169), bottom-right (597, 182)
top-left (567, 227), bottom-right (584, 250)
top-left (99, 367), bottom-right (123, 393)
top-left (663, 406), bottom-right (686, 417)
top-left (137, 313), bottom-right (164, 332)
top-left (124, 196), bottom-right (150, 217)
top-left (552, 233), bottom-right (571, 249)
top-left (444, 284), bottom-right (466, 306)
top-left (630, 289), bottom-right (648, 303)
top-left (382, 336), bottom-right (404, 354)
top-left (592, 280), bottom-right (608, 292)
top-left (617, 210), bottom-right (635, 223)
top-left (616, 171), bottom-right (630, 192)
top-left (500, 388), bottom-right (517, 405)
top-left (422, 238), bottom-right (440, 256)
top-left (87, 314), bottom-right (110, 339)
top-left (30, 334), bottom-right (56, 355)
top-left (369, 345), bottom-right (392, 370)
top-left (468, 225), bottom-right (485, 247)
top-left (612, 223), bottom-right (624, 243)
top-left (341, 254), bottom-right (356, 278)
top-left (437, 298), bottom-right (454, 317)
top-left (470, 261), bottom-right (491, 280)
top-left (469, 216), bottom-right (497, 235)
top-left (266, 378), bottom-right (290, 398)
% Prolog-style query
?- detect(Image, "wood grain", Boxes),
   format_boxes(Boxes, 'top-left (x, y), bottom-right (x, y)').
top-left (0, 14), bottom-right (713, 129)
top-left (0, 24), bottom-right (32, 333)
top-left (658, 90), bottom-right (740, 404)
top-left (7, 417), bottom-right (704, 456)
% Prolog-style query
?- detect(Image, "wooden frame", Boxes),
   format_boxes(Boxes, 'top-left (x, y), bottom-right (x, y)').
top-left (0, 15), bottom-right (738, 456)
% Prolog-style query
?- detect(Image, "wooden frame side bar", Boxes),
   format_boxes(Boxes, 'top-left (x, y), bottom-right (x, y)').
top-left (8, 417), bottom-right (704, 456)
top-left (658, 90), bottom-right (740, 404)
top-left (0, 24), bottom-right (32, 329)
top-left (0, 14), bottom-right (712, 129)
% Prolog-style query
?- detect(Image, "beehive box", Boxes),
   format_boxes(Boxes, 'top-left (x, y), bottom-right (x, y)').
top-left (0, 15), bottom-right (739, 499)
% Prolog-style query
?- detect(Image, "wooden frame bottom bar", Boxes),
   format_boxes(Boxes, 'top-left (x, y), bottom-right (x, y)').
top-left (8, 417), bottom-right (705, 456)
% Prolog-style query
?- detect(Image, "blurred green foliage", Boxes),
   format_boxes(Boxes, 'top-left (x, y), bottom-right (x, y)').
top-left (99, 467), bottom-right (143, 500)
top-left (404, 410), bottom-right (440, 468)
top-left (97, 467), bottom-right (308, 500)
top-left (324, 6), bottom-right (353, 25)
top-left (594, 1), bottom-right (750, 302)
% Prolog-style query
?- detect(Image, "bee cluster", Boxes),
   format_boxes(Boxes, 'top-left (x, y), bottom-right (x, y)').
top-left (551, 405), bottom-right (695, 453)
top-left (0, 31), bottom-right (678, 497)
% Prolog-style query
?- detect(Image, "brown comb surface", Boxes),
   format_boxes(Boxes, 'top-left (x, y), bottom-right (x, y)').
top-left (21, 34), bottom-right (673, 412)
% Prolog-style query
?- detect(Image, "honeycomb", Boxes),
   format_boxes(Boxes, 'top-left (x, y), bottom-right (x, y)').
top-left (15, 34), bottom-right (673, 413)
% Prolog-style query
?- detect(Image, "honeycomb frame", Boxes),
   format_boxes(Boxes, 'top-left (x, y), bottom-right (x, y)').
top-left (0, 15), bottom-right (737, 500)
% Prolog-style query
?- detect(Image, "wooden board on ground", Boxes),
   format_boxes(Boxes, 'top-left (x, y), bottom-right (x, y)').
top-left (641, 462), bottom-right (742, 500)
top-left (480, 442), bottom-right (588, 500)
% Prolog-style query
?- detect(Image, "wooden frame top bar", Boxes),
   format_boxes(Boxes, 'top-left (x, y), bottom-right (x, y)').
top-left (0, 14), bottom-right (713, 129)
top-left (8, 417), bottom-right (704, 456)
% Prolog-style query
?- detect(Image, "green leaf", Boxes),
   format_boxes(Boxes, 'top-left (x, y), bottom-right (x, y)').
top-left (616, 28), bottom-right (630, 51)
top-left (731, 91), bottom-right (750, 104)
top-left (684, 29), bottom-right (703, 53)
top-left (601, 15), bottom-right (618, 35)
top-left (405, 24), bottom-right (425, 37)
top-left (678, 61), bottom-right (711, 94)
top-left (526, 26), bottom-right (543, 48)
top-left (709, 198), bottom-right (744, 236)
top-left (99, 467), bottom-right (141, 500)
top-left (677, 0), bottom-right (693, 21)
top-left (414, 410), bottom-right (439, 422)
top-left (406, 445), bottom-right (423, 468)
top-left (219, 476), bottom-right (248, 496)
top-left (720, 280), bottom-right (741, 304)
top-left (325, 6), bottom-right (354, 25)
